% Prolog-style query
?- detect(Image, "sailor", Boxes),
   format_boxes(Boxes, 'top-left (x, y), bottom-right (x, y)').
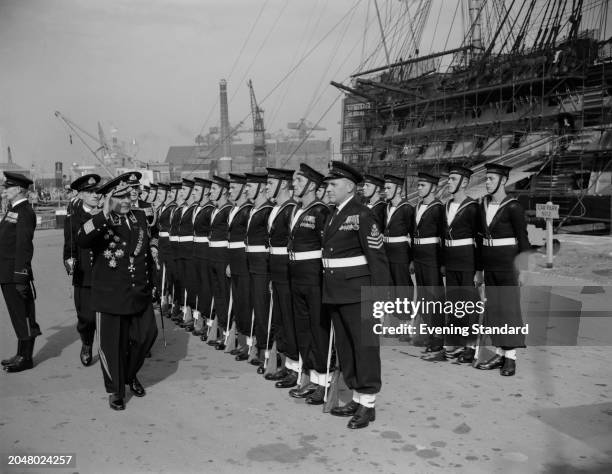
top-left (411, 171), bottom-right (445, 354)
top-left (206, 175), bottom-right (232, 347)
top-left (316, 182), bottom-right (330, 205)
top-left (140, 185), bottom-right (150, 203)
top-left (191, 178), bottom-right (214, 338)
top-left (264, 168), bottom-right (297, 381)
top-left (146, 183), bottom-right (158, 205)
top-left (0, 172), bottom-right (41, 373)
top-left (77, 173), bottom-right (158, 410)
top-left (157, 182), bottom-right (179, 313)
top-left (244, 172), bottom-right (274, 373)
top-left (362, 174), bottom-right (386, 228)
top-left (323, 161), bottom-right (390, 429)
top-left (284, 164), bottom-right (330, 401)
top-left (63, 173), bottom-right (101, 366)
top-left (225, 173), bottom-right (252, 356)
top-left (442, 165), bottom-right (482, 363)
top-left (169, 180), bottom-right (191, 322)
top-left (383, 174), bottom-right (414, 286)
top-left (475, 163), bottom-right (530, 376)
top-left (176, 179), bottom-right (198, 329)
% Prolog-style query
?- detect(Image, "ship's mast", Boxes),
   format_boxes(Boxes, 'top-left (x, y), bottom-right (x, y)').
top-left (468, 0), bottom-right (483, 61)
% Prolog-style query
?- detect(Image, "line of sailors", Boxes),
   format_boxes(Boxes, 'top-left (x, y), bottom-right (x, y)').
top-left (137, 160), bottom-right (529, 429)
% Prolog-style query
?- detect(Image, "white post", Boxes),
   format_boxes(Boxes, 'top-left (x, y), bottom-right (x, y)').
top-left (546, 201), bottom-right (554, 268)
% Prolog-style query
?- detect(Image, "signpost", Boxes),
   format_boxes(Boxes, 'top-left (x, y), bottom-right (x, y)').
top-left (536, 202), bottom-right (559, 268)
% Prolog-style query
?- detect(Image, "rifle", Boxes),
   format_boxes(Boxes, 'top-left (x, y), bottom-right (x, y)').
top-left (182, 289), bottom-right (192, 324)
top-left (206, 296), bottom-right (218, 341)
top-left (247, 308), bottom-right (257, 362)
top-left (473, 283), bottom-right (489, 367)
top-left (192, 295), bottom-right (202, 332)
top-left (323, 324), bottom-right (340, 413)
top-left (263, 287), bottom-right (275, 372)
top-left (224, 288), bottom-right (236, 351)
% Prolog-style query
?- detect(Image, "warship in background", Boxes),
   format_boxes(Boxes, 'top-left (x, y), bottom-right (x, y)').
top-left (334, 0), bottom-right (611, 235)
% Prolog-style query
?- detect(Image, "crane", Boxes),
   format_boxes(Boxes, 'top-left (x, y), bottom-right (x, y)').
top-left (248, 79), bottom-right (267, 171)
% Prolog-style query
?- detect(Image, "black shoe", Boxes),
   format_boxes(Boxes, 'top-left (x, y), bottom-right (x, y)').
top-left (265, 367), bottom-right (288, 381)
top-left (305, 386), bottom-right (325, 405)
top-left (330, 400), bottom-right (360, 417)
top-left (2, 341), bottom-right (21, 366)
top-left (3, 356), bottom-right (33, 373)
top-left (235, 352), bottom-right (248, 361)
top-left (80, 344), bottom-right (93, 366)
top-left (207, 338), bottom-right (219, 346)
top-left (444, 347), bottom-right (464, 359)
top-left (200, 333), bottom-right (208, 342)
top-left (229, 348), bottom-right (241, 355)
top-left (4, 339), bottom-right (34, 373)
top-left (500, 358), bottom-right (516, 376)
top-left (347, 405), bottom-right (375, 429)
top-left (184, 324), bottom-right (194, 332)
top-left (256, 364), bottom-right (265, 375)
top-left (109, 394), bottom-right (125, 411)
top-left (128, 378), bottom-right (146, 397)
top-left (215, 342), bottom-right (226, 351)
top-left (249, 357), bottom-right (262, 367)
top-left (289, 382), bottom-right (317, 399)
top-left (458, 348), bottom-right (475, 363)
top-left (275, 372), bottom-right (298, 388)
top-left (476, 354), bottom-right (505, 370)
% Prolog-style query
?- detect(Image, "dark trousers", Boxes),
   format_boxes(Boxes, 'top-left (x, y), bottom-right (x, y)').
top-left (484, 271), bottom-right (525, 349)
top-left (195, 259), bottom-right (212, 318)
top-left (177, 259), bottom-right (197, 307)
top-left (389, 262), bottom-right (412, 286)
top-left (326, 302), bottom-right (381, 395)
top-left (209, 261), bottom-right (230, 331)
top-left (1, 283), bottom-right (40, 341)
top-left (74, 285), bottom-right (96, 345)
top-left (414, 262), bottom-right (444, 346)
top-left (272, 281), bottom-right (293, 358)
top-left (231, 273), bottom-right (251, 335)
top-left (173, 258), bottom-right (184, 305)
top-left (444, 270), bottom-right (478, 347)
top-left (250, 273), bottom-right (271, 350)
top-left (292, 282), bottom-right (327, 371)
top-left (97, 304), bottom-right (158, 398)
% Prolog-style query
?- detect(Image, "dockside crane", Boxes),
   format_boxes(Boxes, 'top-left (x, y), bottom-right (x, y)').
top-left (248, 79), bottom-right (267, 171)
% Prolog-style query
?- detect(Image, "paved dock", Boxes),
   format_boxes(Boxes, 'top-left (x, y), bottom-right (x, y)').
top-left (1, 230), bottom-right (611, 473)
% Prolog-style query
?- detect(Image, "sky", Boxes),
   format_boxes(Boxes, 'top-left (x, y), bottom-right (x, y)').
top-left (3, 0), bottom-right (602, 175)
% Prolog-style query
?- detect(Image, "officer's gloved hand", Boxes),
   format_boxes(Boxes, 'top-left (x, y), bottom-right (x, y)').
top-left (16, 283), bottom-right (30, 299)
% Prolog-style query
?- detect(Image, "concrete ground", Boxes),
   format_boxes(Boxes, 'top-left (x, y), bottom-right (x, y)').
top-left (1, 229), bottom-right (611, 474)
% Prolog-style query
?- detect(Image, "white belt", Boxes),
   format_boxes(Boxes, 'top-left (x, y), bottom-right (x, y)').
top-left (209, 240), bottom-right (228, 247)
top-left (159, 231), bottom-right (170, 237)
top-left (169, 236), bottom-right (179, 242)
top-left (414, 237), bottom-right (440, 245)
top-left (178, 236), bottom-right (193, 242)
top-left (445, 238), bottom-right (475, 247)
top-left (194, 236), bottom-right (209, 243)
top-left (290, 250), bottom-right (322, 261)
top-left (228, 241), bottom-right (246, 249)
top-left (270, 247), bottom-right (288, 255)
top-left (383, 236), bottom-right (410, 244)
top-left (483, 237), bottom-right (517, 247)
top-left (322, 255), bottom-right (367, 268)
top-left (246, 245), bottom-right (267, 253)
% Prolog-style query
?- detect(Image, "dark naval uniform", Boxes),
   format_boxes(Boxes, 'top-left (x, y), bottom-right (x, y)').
top-left (65, 202), bottom-right (98, 349)
top-left (322, 185), bottom-right (390, 424)
top-left (169, 202), bottom-right (185, 311)
top-left (268, 198), bottom-right (297, 366)
top-left (367, 200), bottom-right (386, 230)
top-left (479, 194), bottom-right (529, 349)
top-left (413, 196), bottom-right (445, 348)
top-left (177, 202), bottom-right (198, 309)
top-left (288, 199), bottom-right (330, 387)
top-left (157, 200), bottom-right (177, 300)
top-left (383, 199), bottom-right (414, 286)
top-left (245, 200), bottom-right (274, 356)
top-left (1, 179), bottom-right (41, 372)
top-left (208, 202), bottom-right (232, 339)
top-left (192, 200), bottom-right (215, 326)
top-left (78, 206), bottom-right (158, 403)
top-left (443, 196), bottom-right (482, 350)
top-left (227, 201), bottom-right (253, 338)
